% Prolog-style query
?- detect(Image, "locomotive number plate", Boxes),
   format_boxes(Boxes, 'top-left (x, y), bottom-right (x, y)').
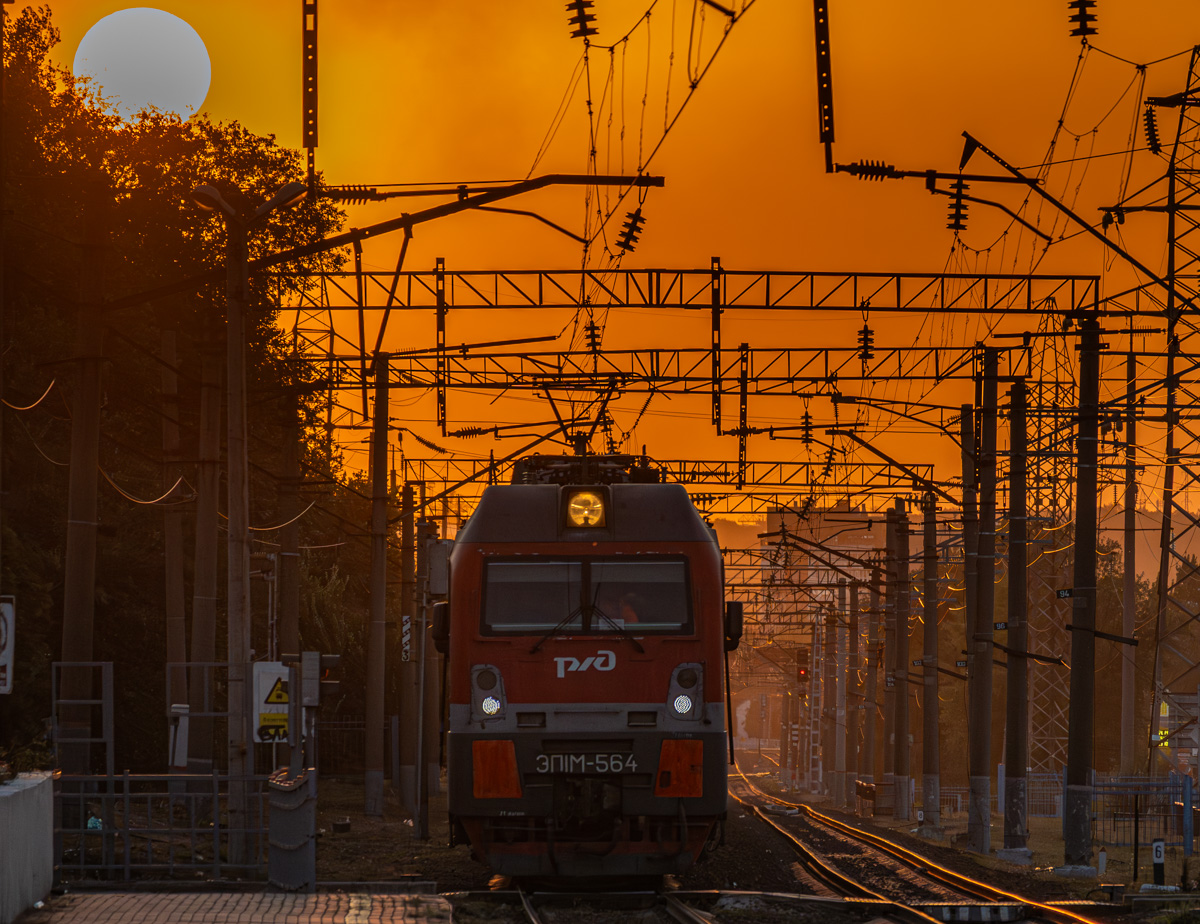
top-left (534, 753), bottom-right (639, 774)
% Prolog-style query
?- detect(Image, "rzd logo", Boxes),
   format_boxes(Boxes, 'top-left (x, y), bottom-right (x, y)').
top-left (554, 650), bottom-right (616, 678)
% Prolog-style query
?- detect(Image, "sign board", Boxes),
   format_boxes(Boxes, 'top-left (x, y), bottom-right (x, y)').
top-left (994, 621), bottom-right (1008, 630)
top-left (1057, 588), bottom-right (1074, 599)
top-left (253, 661), bottom-right (289, 743)
top-left (1152, 838), bottom-right (1166, 864)
top-left (0, 597), bottom-right (12, 695)
top-left (955, 659), bottom-right (968, 668)
top-left (912, 659), bottom-right (923, 667)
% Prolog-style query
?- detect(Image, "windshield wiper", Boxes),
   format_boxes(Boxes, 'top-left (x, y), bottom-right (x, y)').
top-left (590, 605), bottom-right (645, 653)
top-left (530, 607), bottom-right (583, 654)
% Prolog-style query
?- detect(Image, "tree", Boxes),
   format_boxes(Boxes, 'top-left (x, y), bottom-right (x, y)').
top-left (0, 5), bottom-right (349, 770)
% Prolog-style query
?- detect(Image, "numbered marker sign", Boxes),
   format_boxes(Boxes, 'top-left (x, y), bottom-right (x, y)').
top-left (0, 598), bottom-right (12, 695)
top-left (1153, 839), bottom-right (1166, 864)
top-left (253, 661), bottom-right (289, 743)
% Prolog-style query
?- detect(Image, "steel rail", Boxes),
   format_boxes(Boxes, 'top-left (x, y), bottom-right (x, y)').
top-left (728, 790), bottom-right (944, 924)
top-left (735, 770), bottom-right (1107, 924)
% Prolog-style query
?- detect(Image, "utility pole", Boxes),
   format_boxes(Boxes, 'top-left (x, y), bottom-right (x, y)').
top-left (864, 567), bottom-right (882, 788)
top-left (399, 483), bottom-right (416, 812)
top-left (834, 579), bottom-right (848, 805)
top-left (365, 356), bottom-right (389, 815)
top-left (968, 348), bottom-right (998, 854)
top-left (187, 344), bottom-right (221, 776)
top-left (60, 210), bottom-right (106, 775)
top-left (161, 322), bottom-right (188, 773)
top-left (921, 491), bottom-right (940, 832)
top-left (883, 510), bottom-right (898, 807)
top-left (1002, 379), bottom-right (1030, 858)
top-left (1065, 316), bottom-right (1100, 868)
top-left (278, 400), bottom-right (301, 664)
top-left (1121, 352), bottom-right (1137, 773)
top-left (224, 216), bottom-right (253, 865)
top-left (846, 581), bottom-right (861, 810)
top-left (821, 604), bottom-right (836, 796)
top-left (780, 684), bottom-right (793, 787)
top-left (415, 517), bottom-right (437, 839)
top-left (894, 500), bottom-right (911, 822)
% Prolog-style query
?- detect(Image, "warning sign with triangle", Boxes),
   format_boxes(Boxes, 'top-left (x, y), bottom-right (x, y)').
top-left (265, 677), bottom-right (289, 704)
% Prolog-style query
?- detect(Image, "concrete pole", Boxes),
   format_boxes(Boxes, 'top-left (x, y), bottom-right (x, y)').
top-left (921, 491), bottom-right (941, 831)
top-left (399, 484), bottom-right (417, 813)
top-left (224, 220), bottom-right (253, 864)
top-left (968, 347), bottom-right (997, 855)
top-left (278, 402), bottom-right (301, 664)
top-left (894, 500), bottom-right (912, 822)
top-left (1065, 317), bottom-right (1100, 868)
top-left (883, 512), bottom-right (898, 801)
top-left (821, 605), bottom-right (836, 796)
top-left (416, 518), bottom-right (437, 838)
top-left (161, 326), bottom-right (189, 772)
top-left (1003, 379), bottom-right (1030, 856)
top-left (60, 219), bottom-right (105, 775)
top-left (187, 346), bottom-right (221, 775)
top-left (365, 357), bottom-right (389, 815)
top-left (846, 582), bottom-right (861, 810)
top-left (960, 401), bottom-right (979, 835)
top-left (864, 568), bottom-right (882, 787)
top-left (780, 688), bottom-right (792, 788)
top-left (1121, 352), bottom-right (1137, 774)
top-left (834, 579), bottom-right (848, 805)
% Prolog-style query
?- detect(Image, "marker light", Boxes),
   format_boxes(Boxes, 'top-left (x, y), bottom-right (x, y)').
top-left (472, 740), bottom-right (522, 799)
top-left (673, 694), bottom-right (693, 714)
top-left (654, 739), bottom-right (703, 797)
top-left (566, 490), bottom-right (606, 527)
top-left (481, 696), bottom-right (501, 716)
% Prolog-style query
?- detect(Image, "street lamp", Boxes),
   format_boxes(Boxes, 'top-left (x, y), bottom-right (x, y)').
top-left (191, 180), bottom-right (306, 864)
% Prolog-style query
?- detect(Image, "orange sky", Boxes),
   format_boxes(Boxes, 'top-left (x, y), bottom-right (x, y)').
top-left (41, 1), bottom-right (1200, 532)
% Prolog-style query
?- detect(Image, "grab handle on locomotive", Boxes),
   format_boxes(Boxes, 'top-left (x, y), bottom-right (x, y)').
top-left (724, 600), bottom-right (743, 651)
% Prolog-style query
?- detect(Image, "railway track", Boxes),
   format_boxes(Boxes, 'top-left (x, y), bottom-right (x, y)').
top-left (451, 888), bottom-right (717, 924)
top-left (452, 886), bottom-right (927, 924)
top-left (731, 770), bottom-right (1111, 924)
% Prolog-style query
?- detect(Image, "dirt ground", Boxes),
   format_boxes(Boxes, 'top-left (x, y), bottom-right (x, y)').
top-left (314, 776), bottom-right (490, 891)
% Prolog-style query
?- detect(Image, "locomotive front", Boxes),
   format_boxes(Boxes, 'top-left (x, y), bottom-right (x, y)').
top-left (441, 457), bottom-right (741, 880)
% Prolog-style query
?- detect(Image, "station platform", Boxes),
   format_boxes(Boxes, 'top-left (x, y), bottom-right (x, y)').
top-left (17, 891), bottom-right (452, 924)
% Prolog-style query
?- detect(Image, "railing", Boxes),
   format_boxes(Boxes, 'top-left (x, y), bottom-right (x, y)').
top-left (55, 771), bottom-right (269, 883)
top-left (1027, 772), bottom-right (1063, 817)
top-left (1092, 774), bottom-right (1195, 849)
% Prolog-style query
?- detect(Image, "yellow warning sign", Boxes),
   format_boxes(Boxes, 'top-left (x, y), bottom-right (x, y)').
top-left (265, 677), bottom-right (289, 704)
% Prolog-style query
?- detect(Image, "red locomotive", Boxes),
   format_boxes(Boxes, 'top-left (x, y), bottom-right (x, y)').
top-left (435, 454), bottom-right (742, 880)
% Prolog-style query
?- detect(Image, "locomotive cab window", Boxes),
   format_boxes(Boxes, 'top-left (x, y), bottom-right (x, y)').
top-left (482, 557), bottom-right (691, 636)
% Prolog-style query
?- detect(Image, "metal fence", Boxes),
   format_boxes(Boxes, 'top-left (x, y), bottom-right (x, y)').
top-left (56, 771), bottom-right (269, 883)
top-left (916, 785), bottom-right (998, 817)
top-left (315, 716), bottom-right (367, 776)
top-left (1027, 772), bottom-right (1063, 817)
top-left (1092, 774), bottom-right (1195, 849)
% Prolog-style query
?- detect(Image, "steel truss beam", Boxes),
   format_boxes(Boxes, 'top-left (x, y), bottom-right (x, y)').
top-left (272, 268), bottom-right (1102, 314)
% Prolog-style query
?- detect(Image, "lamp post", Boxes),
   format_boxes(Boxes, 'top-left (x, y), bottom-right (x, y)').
top-left (191, 181), bottom-right (306, 864)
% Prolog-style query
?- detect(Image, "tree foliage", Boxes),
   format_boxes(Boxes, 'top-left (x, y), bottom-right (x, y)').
top-left (0, 5), bottom-right (375, 769)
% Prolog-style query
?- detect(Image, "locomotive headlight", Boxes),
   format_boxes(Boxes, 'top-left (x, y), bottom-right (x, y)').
top-left (566, 490), bottom-right (606, 527)
top-left (472, 664), bottom-right (507, 722)
top-left (668, 663), bottom-right (703, 721)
